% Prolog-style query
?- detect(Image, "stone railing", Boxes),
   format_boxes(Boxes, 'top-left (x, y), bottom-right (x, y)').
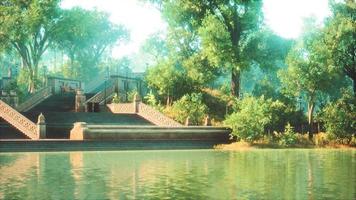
top-left (86, 83), bottom-right (115, 104)
top-left (107, 98), bottom-right (182, 127)
top-left (0, 100), bottom-right (38, 139)
top-left (17, 86), bottom-right (52, 112)
top-left (107, 103), bottom-right (135, 113)
top-left (138, 103), bottom-right (182, 127)
top-left (84, 74), bottom-right (106, 93)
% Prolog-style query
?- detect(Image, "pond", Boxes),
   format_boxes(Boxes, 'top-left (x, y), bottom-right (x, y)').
top-left (0, 149), bottom-right (355, 199)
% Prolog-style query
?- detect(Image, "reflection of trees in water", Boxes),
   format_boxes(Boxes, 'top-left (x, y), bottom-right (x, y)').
top-left (0, 150), bottom-right (355, 199)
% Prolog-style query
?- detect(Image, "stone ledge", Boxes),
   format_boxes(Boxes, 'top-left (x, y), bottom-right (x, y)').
top-left (70, 123), bottom-right (231, 142)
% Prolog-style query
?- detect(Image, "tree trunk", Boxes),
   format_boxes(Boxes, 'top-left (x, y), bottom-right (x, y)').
top-left (307, 102), bottom-right (315, 140)
top-left (231, 68), bottom-right (240, 98)
top-left (353, 78), bottom-right (356, 98)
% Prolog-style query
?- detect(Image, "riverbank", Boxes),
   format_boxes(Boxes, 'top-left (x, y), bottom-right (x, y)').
top-left (215, 141), bottom-right (356, 150)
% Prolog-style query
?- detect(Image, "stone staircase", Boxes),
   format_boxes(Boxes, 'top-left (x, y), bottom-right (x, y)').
top-left (28, 93), bottom-right (76, 112)
top-left (16, 86), bottom-right (52, 112)
top-left (0, 100), bottom-right (38, 139)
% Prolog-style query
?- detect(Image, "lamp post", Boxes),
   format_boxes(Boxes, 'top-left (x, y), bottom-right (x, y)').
top-left (104, 66), bottom-right (109, 105)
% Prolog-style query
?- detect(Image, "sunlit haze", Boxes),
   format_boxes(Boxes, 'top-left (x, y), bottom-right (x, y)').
top-left (61, 0), bottom-right (330, 59)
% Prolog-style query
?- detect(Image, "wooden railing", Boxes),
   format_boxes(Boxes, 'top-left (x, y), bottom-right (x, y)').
top-left (0, 100), bottom-right (38, 139)
top-left (17, 86), bottom-right (52, 112)
top-left (86, 83), bottom-right (115, 104)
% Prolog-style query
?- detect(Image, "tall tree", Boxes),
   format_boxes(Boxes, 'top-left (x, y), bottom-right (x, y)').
top-left (147, 0), bottom-right (264, 98)
top-left (280, 20), bottom-right (341, 139)
top-left (0, 0), bottom-right (61, 93)
top-left (54, 7), bottom-right (129, 81)
top-left (323, 0), bottom-right (356, 96)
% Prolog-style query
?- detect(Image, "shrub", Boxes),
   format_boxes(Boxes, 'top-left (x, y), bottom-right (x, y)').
top-left (321, 89), bottom-right (356, 142)
top-left (170, 93), bottom-right (208, 125)
top-left (112, 93), bottom-right (120, 103)
top-left (224, 96), bottom-right (271, 142)
top-left (127, 90), bottom-right (138, 102)
top-left (144, 91), bottom-right (158, 106)
top-left (278, 123), bottom-right (298, 147)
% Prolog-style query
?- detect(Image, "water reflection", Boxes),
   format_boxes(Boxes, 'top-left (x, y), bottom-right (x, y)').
top-left (0, 149), bottom-right (355, 200)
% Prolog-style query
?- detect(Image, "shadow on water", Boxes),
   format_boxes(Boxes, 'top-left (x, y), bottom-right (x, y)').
top-left (0, 149), bottom-right (355, 200)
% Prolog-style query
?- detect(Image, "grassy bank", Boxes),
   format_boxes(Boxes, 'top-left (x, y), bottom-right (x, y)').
top-left (215, 133), bottom-right (356, 150)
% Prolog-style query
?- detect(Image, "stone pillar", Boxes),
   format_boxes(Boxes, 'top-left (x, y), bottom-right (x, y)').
top-left (133, 93), bottom-right (141, 113)
top-left (185, 117), bottom-right (192, 126)
top-left (75, 89), bottom-right (86, 112)
top-left (204, 115), bottom-right (212, 126)
top-left (37, 113), bottom-right (46, 139)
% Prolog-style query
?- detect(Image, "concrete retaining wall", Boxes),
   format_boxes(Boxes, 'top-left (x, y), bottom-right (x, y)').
top-left (70, 123), bottom-right (231, 142)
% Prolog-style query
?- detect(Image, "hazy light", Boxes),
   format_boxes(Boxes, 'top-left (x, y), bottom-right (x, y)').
top-left (61, 0), bottom-right (330, 58)
top-left (61, 0), bottom-right (166, 58)
top-left (263, 0), bottom-right (330, 38)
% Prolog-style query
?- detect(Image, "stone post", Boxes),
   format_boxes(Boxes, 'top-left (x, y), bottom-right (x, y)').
top-left (75, 89), bottom-right (86, 112)
top-left (204, 115), bottom-right (212, 126)
top-left (133, 93), bottom-right (141, 113)
top-left (185, 117), bottom-right (192, 126)
top-left (37, 113), bottom-right (46, 139)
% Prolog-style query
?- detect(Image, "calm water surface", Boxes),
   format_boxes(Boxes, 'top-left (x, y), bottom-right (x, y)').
top-left (0, 149), bottom-right (355, 200)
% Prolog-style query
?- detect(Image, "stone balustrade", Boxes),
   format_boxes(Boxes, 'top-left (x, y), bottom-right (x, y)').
top-left (16, 86), bottom-right (52, 112)
top-left (138, 103), bottom-right (183, 127)
top-left (107, 100), bottom-right (182, 127)
top-left (0, 100), bottom-right (38, 139)
top-left (107, 103), bottom-right (135, 113)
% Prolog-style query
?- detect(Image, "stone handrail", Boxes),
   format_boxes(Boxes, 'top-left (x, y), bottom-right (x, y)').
top-left (138, 103), bottom-right (183, 127)
top-left (84, 74), bottom-right (106, 93)
top-left (107, 103), bottom-right (135, 113)
top-left (107, 102), bottom-right (182, 127)
top-left (0, 100), bottom-right (38, 139)
top-left (86, 83), bottom-right (115, 104)
top-left (17, 86), bottom-right (52, 112)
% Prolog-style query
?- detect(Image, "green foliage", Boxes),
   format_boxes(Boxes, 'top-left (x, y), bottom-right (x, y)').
top-left (0, 0), bottom-right (61, 92)
top-left (54, 7), bottom-right (129, 81)
top-left (279, 18), bottom-right (343, 135)
top-left (277, 124), bottom-right (298, 147)
top-left (144, 91), bottom-right (158, 106)
top-left (224, 96), bottom-right (271, 142)
top-left (321, 89), bottom-right (356, 140)
top-left (112, 93), bottom-right (120, 104)
top-left (323, 0), bottom-right (356, 95)
top-left (224, 95), bottom-right (302, 142)
top-left (170, 93), bottom-right (208, 125)
top-left (127, 90), bottom-right (138, 102)
top-left (145, 60), bottom-right (199, 105)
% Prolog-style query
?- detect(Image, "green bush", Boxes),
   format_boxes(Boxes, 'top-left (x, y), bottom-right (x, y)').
top-left (112, 93), bottom-right (120, 103)
top-left (170, 93), bottom-right (208, 125)
top-left (144, 90), bottom-right (158, 106)
top-left (224, 95), bottom-right (302, 142)
top-left (127, 90), bottom-right (138, 102)
top-left (224, 96), bottom-right (272, 142)
top-left (278, 123), bottom-right (298, 147)
top-left (321, 89), bottom-right (356, 141)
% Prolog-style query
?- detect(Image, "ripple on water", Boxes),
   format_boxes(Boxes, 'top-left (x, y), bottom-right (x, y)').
top-left (0, 149), bottom-right (355, 200)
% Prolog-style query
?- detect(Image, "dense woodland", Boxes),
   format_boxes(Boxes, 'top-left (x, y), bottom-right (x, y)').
top-left (0, 0), bottom-right (355, 146)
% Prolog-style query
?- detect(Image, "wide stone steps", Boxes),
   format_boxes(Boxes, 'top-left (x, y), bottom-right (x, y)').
top-left (1, 112), bottom-right (153, 139)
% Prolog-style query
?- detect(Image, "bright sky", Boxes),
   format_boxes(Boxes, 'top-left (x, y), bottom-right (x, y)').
top-left (61, 0), bottom-right (330, 59)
